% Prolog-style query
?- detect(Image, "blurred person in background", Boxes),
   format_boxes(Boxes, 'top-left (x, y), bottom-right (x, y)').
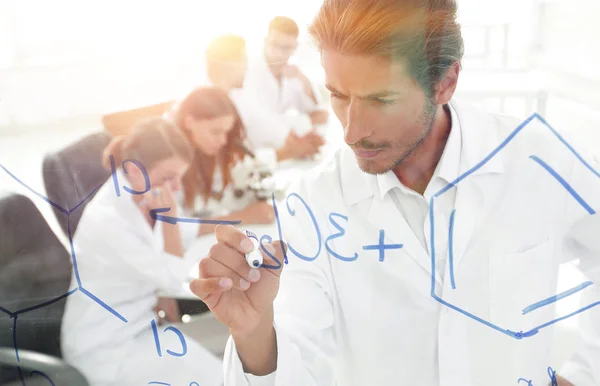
top-left (167, 86), bottom-right (275, 237)
top-left (205, 33), bottom-right (324, 162)
top-left (61, 117), bottom-right (223, 386)
top-left (241, 16), bottom-right (329, 151)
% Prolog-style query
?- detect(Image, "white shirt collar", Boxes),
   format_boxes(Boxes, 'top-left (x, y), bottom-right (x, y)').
top-left (377, 103), bottom-right (462, 199)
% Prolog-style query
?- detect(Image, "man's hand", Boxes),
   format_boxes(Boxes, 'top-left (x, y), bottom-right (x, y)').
top-left (189, 225), bottom-right (285, 375)
top-left (189, 225), bottom-right (285, 334)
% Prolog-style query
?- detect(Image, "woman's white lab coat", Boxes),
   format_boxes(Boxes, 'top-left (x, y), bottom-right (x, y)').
top-left (61, 171), bottom-right (223, 386)
top-left (223, 100), bottom-right (600, 386)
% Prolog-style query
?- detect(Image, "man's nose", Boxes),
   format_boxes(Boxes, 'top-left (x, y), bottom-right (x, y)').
top-left (344, 101), bottom-right (372, 145)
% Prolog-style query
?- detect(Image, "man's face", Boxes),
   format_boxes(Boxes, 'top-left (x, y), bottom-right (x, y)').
top-left (322, 49), bottom-right (437, 175)
top-left (264, 30), bottom-right (298, 67)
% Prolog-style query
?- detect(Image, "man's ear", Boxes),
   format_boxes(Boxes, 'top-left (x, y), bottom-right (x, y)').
top-left (434, 61), bottom-right (460, 105)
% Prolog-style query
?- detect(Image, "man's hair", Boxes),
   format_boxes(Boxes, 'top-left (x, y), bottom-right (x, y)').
top-left (308, 0), bottom-right (464, 96)
top-left (268, 16), bottom-right (300, 38)
top-left (205, 34), bottom-right (246, 64)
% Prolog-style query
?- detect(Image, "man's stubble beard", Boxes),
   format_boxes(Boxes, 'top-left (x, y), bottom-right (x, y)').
top-left (361, 99), bottom-right (438, 175)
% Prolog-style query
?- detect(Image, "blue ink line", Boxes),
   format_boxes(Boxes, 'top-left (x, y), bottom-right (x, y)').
top-left (15, 287), bottom-right (78, 315)
top-left (68, 182), bottom-right (104, 214)
top-left (362, 229), bottom-right (403, 262)
top-left (122, 159), bottom-right (151, 195)
top-left (148, 382), bottom-right (171, 385)
top-left (12, 315), bottom-right (19, 362)
top-left (272, 192), bottom-right (288, 265)
top-left (67, 216), bottom-right (82, 287)
top-left (517, 379), bottom-right (533, 385)
top-left (429, 198), bottom-right (437, 297)
top-left (258, 234), bottom-right (282, 270)
top-left (30, 370), bottom-right (56, 386)
top-left (285, 192), bottom-right (322, 262)
top-left (429, 197), bottom-right (521, 339)
top-left (150, 208), bottom-right (242, 225)
top-left (435, 112), bottom-right (536, 198)
top-left (0, 306), bottom-right (13, 317)
top-left (79, 286), bottom-right (128, 323)
top-left (448, 209), bottom-right (457, 290)
top-left (151, 320), bottom-right (162, 357)
top-left (164, 326), bottom-right (188, 357)
top-left (536, 113), bottom-right (600, 179)
top-left (548, 366), bottom-right (558, 386)
top-left (326, 213), bottom-right (359, 262)
top-left (17, 366), bottom-right (25, 386)
top-left (522, 281), bottom-right (594, 315)
top-left (522, 300), bottom-right (600, 337)
top-left (530, 155), bottom-right (595, 214)
top-left (109, 155), bottom-right (120, 197)
top-left (0, 163), bottom-right (69, 215)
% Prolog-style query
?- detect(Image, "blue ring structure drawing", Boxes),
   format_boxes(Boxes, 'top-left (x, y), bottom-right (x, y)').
top-left (0, 165), bottom-right (129, 384)
top-left (428, 112), bottom-right (599, 340)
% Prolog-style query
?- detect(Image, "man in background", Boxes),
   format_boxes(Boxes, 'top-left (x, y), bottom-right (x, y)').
top-left (241, 16), bottom-right (328, 153)
top-left (205, 33), bottom-right (323, 162)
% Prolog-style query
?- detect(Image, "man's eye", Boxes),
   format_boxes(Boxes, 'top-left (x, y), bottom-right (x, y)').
top-left (330, 92), bottom-right (346, 99)
top-left (375, 98), bottom-right (395, 105)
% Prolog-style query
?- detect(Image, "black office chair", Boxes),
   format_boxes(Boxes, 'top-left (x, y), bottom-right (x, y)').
top-left (42, 131), bottom-right (112, 238)
top-left (0, 193), bottom-right (88, 385)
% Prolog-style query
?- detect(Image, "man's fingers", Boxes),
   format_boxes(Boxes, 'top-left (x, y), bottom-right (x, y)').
top-left (215, 224), bottom-right (255, 255)
top-left (189, 277), bottom-right (232, 308)
top-left (207, 242), bottom-right (262, 285)
top-left (200, 255), bottom-right (256, 290)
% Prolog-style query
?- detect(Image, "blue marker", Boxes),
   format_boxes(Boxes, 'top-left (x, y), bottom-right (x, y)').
top-left (243, 230), bottom-right (263, 268)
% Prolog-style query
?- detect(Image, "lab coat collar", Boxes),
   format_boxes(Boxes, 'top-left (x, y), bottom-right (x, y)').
top-left (341, 98), bottom-right (506, 207)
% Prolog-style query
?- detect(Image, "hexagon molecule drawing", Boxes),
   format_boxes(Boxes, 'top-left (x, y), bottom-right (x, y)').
top-left (428, 112), bottom-right (600, 340)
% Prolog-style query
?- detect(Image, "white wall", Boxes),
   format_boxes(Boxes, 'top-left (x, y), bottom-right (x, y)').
top-left (534, 0), bottom-right (600, 148)
top-left (0, 0), bottom-right (324, 135)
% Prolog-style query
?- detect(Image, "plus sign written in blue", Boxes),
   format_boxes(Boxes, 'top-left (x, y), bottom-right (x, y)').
top-left (362, 229), bottom-right (403, 262)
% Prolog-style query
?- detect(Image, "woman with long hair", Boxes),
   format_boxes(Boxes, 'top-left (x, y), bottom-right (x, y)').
top-left (61, 117), bottom-right (223, 386)
top-left (168, 86), bottom-right (275, 236)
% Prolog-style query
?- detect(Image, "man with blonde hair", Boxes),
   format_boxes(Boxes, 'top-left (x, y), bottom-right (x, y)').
top-left (204, 33), bottom-right (324, 162)
top-left (191, 1), bottom-right (600, 385)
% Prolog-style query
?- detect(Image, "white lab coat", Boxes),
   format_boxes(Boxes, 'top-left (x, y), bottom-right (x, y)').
top-left (61, 171), bottom-right (223, 386)
top-left (223, 99), bottom-right (600, 386)
top-left (237, 53), bottom-right (324, 149)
